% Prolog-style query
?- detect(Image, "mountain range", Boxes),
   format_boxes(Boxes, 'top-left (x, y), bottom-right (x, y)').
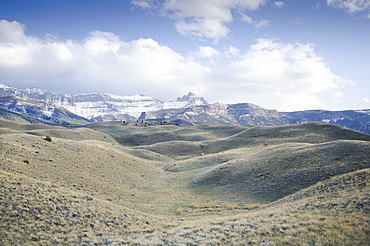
top-left (1, 83), bottom-right (370, 134)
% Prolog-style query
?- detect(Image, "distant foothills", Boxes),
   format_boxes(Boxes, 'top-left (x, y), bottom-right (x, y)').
top-left (1, 83), bottom-right (370, 134)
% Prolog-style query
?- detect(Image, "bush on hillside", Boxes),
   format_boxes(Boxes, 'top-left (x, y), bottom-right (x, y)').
top-left (44, 136), bottom-right (52, 142)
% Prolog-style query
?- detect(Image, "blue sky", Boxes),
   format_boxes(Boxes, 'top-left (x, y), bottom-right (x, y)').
top-left (0, 0), bottom-right (369, 111)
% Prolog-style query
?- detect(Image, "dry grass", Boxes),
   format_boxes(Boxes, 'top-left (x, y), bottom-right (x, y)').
top-left (1, 119), bottom-right (370, 245)
top-left (1, 169), bottom-right (369, 245)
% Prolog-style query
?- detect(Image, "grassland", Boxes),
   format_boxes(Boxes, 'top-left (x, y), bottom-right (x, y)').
top-left (1, 118), bottom-right (370, 245)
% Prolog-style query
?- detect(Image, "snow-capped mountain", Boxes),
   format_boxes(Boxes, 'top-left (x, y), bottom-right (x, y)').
top-left (61, 91), bottom-right (207, 120)
top-left (0, 95), bottom-right (90, 125)
top-left (60, 92), bottom-right (163, 119)
top-left (1, 83), bottom-right (370, 134)
top-left (139, 102), bottom-right (238, 126)
top-left (0, 84), bottom-right (207, 121)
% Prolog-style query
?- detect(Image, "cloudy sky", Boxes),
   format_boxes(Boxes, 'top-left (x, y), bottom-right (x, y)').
top-left (0, 0), bottom-right (369, 111)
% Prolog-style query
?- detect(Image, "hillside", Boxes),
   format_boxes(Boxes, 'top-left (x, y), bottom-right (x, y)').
top-left (1, 165), bottom-right (369, 245)
top-left (1, 118), bottom-right (370, 244)
top-left (89, 121), bottom-right (370, 204)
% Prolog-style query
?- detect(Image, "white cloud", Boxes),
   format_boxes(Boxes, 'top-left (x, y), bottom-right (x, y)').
top-left (238, 11), bottom-right (271, 29)
top-left (0, 20), bottom-right (355, 111)
top-left (83, 31), bottom-right (121, 55)
top-left (326, 0), bottom-right (370, 17)
top-left (130, 0), bottom-right (155, 9)
top-left (273, 1), bottom-right (285, 8)
top-left (312, 3), bottom-right (321, 9)
top-left (191, 46), bottom-right (223, 65)
top-left (195, 46), bottom-right (221, 58)
top-left (0, 19), bottom-right (209, 99)
top-left (225, 45), bottom-right (240, 57)
top-left (333, 90), bottom-right (343, 98)
top-left (255, 19), bottom-right (271, 29)
top-left (239, 11), bottom-right (254, 23)
top-left (135, 0), bottom-right (268, 40)
top-left (206, 38), bottom-right (354, 111)
top-left (174, 17), bottom-right (230, 40)
top-left (0, 20), bottom-right (27, 43)
top-left (192, 45), bottom-right (242, 65)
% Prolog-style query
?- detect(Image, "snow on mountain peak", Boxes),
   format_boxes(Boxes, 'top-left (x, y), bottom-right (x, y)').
top-left (176, 92), bottom-right (208, 105)
top-left (0, 86), bottom-right (211, 119)
top-left (0, 83), bottom-right (11, 89)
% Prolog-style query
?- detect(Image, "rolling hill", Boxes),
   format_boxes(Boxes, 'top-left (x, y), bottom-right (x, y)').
top-left (1, 118), bottom-right (369, 245)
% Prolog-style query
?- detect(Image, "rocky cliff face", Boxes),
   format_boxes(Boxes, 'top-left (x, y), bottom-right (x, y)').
top-left (140, 103), bottom-right (238, 126)
top-left (0, 84), bottom-right (208, 121)
top-left (174, 92), bottom-right (208, 107)
top-left (0, 95), bottom-right (90, 125)
top-left (1, 84), bottom-right (370, 134)
top-left (60, 92), bottom-right (164, 120)
top-left (226, 103), bottom-right (290, 126)
top-left (173, 103), bottom-right (239, 126)
top-left (284, 110), bottom-right (370, 134)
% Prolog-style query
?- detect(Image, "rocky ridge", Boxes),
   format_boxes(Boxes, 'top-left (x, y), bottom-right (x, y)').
top-left (1, 84), bottom-right (370, 134)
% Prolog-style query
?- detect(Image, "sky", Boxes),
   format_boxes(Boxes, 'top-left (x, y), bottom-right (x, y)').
top-left (0, 0), bottom-right (369, 111)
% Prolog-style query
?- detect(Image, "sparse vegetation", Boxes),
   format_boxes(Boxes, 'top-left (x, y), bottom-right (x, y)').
top-left (44, 135), bottom-right (52, 142)
top-left (1, 118), bottom-right (370, 245)
top-left (1, 168), bottom-right (369, 245)
top-left (176, 207), bottom-right (183, 214)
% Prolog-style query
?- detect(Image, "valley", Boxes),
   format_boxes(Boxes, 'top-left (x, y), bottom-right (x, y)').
top-left (1, 118), bottom-right (370, 245)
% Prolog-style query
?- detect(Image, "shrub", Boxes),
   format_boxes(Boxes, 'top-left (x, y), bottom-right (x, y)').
top-left (176, 207), bottom-right (183, 214)
top-left (246, 203), bottom-right (264, 210)
top-left (44, 136), bottom-right (52, 142)
top-left (227, 205), bottom-right (239, 210)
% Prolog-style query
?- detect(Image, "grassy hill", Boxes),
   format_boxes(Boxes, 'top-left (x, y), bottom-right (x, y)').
top-left (89, 121), bottom-right (370, 204)
top-left (1, 118), bottom-right (370, 244)
top-left (1, 167), bottom-right (369, 245)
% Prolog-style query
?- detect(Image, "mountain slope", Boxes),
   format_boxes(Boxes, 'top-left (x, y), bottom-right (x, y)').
top-left (0, 84), bottom-right (208, 121)
top-left (0, 96), bottom-right (90, 125)
top-left (227, 102), bottom-right (290, 126)
top-left (139, 103), bottom-right (239, 126)
top-left (284, 109), bottom-right (370, 134)
top-left (2, 83), bottom-right (370, 135)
